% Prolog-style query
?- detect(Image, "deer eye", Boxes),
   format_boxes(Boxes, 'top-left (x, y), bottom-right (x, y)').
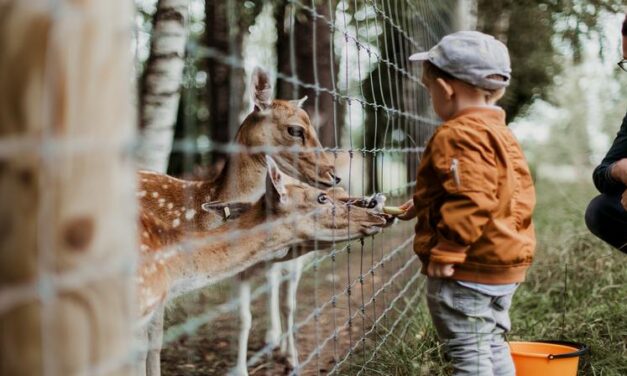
top-left (287, 125), bottom-right (305, 141)
top-left (317, 193), bottom-right (329, 204)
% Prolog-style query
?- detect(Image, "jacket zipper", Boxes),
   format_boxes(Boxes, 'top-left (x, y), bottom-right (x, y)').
top-left (450, 158), bottom-right (461, 188)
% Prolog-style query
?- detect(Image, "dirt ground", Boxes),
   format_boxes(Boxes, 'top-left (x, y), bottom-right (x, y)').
top-left (160, 220), bottom-right (423, 375)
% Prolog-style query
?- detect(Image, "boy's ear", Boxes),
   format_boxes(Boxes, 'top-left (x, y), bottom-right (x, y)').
top-left (435, 78), bottom-right (454, 99)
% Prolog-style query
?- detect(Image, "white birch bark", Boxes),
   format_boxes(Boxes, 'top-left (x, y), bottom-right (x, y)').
top-left (455, 0), bottom-right (478, 31)
top-left (0, 0), bottom-right (136, 374)
top-left (136, 0), bottom-right (189, 173)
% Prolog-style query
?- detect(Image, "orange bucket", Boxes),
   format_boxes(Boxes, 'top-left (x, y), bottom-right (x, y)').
top-left (509, 340), bottom-right (588, 376)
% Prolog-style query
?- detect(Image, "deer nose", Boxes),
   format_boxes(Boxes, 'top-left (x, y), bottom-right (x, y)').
top-left (331, 174), bottom-right (341, 185)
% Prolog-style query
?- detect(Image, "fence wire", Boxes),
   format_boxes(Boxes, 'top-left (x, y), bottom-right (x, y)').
top-left (0, 0), bottom-right (458, 375)
top-left (145, 1), bottom-right (458, 375)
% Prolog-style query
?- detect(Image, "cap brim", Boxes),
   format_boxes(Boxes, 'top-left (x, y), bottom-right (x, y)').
top-left (409, 52), bottom-right (429, 61)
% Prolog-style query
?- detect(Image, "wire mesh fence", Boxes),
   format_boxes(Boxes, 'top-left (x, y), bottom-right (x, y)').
top-left (146, 1), bottom-right (459, 375)
top-left (0, 0), bottom-right (461, 375)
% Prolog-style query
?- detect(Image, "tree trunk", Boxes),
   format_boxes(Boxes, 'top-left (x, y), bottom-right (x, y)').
top-left (455, 0), bottom-right (478, 31)
top-left (204, 0), bottom-right (247, 169)
top-left (136, 0), bottom-right (189, 173)
top-left (0, 1), bottom-right (136, 374)
top-left (276, 0), bottom-right (341, 148)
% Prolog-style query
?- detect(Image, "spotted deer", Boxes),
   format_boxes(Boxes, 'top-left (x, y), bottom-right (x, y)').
top-left (138, 67), bottom-right (339, 223)
top-left (136, 157), bottom-right (387, 376)
top-left (135, 67), bottom-right (346, 375)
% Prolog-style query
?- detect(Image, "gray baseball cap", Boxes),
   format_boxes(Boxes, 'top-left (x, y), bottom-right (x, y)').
top-left (409, 31), bottom-right (511, 90)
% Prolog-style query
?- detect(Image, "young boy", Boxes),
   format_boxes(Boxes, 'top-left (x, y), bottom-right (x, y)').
top-left (398, 31), bottom-right (536, 375)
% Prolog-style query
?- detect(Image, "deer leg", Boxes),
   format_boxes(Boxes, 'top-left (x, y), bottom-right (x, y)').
top-left (136, 323), bottom-right (148, 376)
top-left (146, 304), bottom-right (165, 376)
top-left (283, 258), bottom-right (304, 368)
top-left (265, 264), bottom-right (282, 349)
top-left (230, 280), bottom-right (251, 376)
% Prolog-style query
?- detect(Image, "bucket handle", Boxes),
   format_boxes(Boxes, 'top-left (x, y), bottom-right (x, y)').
top-left (539, 340), bottom-right (589, 360)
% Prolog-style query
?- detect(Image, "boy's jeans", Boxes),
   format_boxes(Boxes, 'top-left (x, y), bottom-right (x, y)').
top-left (426, 278), bottom-right (516, 376)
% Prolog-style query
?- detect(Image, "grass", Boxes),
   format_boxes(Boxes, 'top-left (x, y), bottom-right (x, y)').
top-left (345, 179), bottom-right (627, 375)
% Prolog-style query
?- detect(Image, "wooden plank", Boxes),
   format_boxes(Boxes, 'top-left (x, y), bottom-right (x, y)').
top-left (0, 1), bottom-right (136, 375)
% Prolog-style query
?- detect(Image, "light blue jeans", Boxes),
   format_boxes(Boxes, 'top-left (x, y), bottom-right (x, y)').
top-left (426, 278), bottom-right (516, 376)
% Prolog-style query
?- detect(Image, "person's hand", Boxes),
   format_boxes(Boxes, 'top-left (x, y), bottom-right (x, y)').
top-left (611, 159), bottom-right (627, 185)
top-left (427, 261), bottom-right (455, 278)
top-left (396, 199), bottom-right (417, 221)
top-left (622, 189), bottom-right (627, 211)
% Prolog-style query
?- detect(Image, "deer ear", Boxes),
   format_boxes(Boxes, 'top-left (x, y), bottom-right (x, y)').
top-left (265, 155), bottom-right (287, 205)
top-left (289, 96), bottom-right (308, 108)
top-left (251, 67), bottom-right (273, 112)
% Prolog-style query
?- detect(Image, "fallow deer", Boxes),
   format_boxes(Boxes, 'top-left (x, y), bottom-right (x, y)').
top-left (136, 67), bottom-right (385, 375)
top-left (138, 67), bottom-right (339, 223)
top-left (135, 67), bottom-right (342, 375)
top-left (136, 157), bottom-right (387, 376)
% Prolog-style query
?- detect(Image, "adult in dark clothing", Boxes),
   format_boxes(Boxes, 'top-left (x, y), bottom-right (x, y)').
top-left (584, 15), bottom-right (627, 253)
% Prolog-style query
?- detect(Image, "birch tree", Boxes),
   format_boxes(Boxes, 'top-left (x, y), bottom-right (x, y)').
top-left (136, 0), bottom-right (189, 173)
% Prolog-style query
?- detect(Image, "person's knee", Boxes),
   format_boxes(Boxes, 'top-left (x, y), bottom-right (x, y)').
top-left (584, 194), bottom-right (627, 251)
top-left (585, 195), bottom-right (609, 237)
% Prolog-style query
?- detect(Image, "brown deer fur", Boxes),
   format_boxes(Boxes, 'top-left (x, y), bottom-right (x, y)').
top-left (136, 159), bottom-right (386, 320)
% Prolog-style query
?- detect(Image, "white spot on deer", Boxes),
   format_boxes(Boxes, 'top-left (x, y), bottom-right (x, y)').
top-left (185, 209), bottom-right (196, 221)
top-left (140, 244), bottom-right (149, 251)
top-left (138, 190), bottom-right (147, 198)
top-left (152, 192), bottom-right (159, 198)
top-left (167, 202), bottom-right (174, 210)
top-left (181, 207), bottom-right (186, 212)
top-left (142, 178), bottom-right (148, 183)
top-left (172, 218), bottom-right (180, 228)
top-left (162, 184), bottom-right (169, 189)
top-left (142, 231), bottom-right (149, 238)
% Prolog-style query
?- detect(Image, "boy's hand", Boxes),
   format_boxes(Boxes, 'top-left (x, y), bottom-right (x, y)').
top-left (395, 199), bottom-right (417, 221)
top-left (427, 261), bottom-right (455, 278)
top-left (622, 189), bottom-right (627, 211)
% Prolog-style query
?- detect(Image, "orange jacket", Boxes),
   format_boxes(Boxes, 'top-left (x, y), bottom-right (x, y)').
top-left (413, 107), bottom-right (536, 284)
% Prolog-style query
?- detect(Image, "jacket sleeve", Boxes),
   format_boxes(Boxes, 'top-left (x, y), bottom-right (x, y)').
top-left (593, 112), bottom-right (627, 195)
top-left (428, 127), bottom-right (499, 265)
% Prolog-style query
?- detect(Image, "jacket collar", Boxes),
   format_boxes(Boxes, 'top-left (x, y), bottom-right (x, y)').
top-left (450, 106), bottom-right (507, 125)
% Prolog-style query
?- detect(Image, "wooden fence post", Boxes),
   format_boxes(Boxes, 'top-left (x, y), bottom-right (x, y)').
top-left (0, 0), bottom-right (137, 375)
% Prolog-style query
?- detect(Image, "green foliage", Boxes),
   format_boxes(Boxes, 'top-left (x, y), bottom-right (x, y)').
top-left (477, 0), bottom-right (625, 121)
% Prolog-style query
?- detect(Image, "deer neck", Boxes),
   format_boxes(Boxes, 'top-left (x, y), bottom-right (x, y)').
top-left (212, 153), bottom-right (266, 202)
top-left (165, 202), bottom-right (296, 295)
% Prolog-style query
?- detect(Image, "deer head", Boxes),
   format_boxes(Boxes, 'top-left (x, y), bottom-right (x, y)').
top-left (261, 156), bottom-right (385, 242)
top-left (236, 67), bottom-right (339, 189)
